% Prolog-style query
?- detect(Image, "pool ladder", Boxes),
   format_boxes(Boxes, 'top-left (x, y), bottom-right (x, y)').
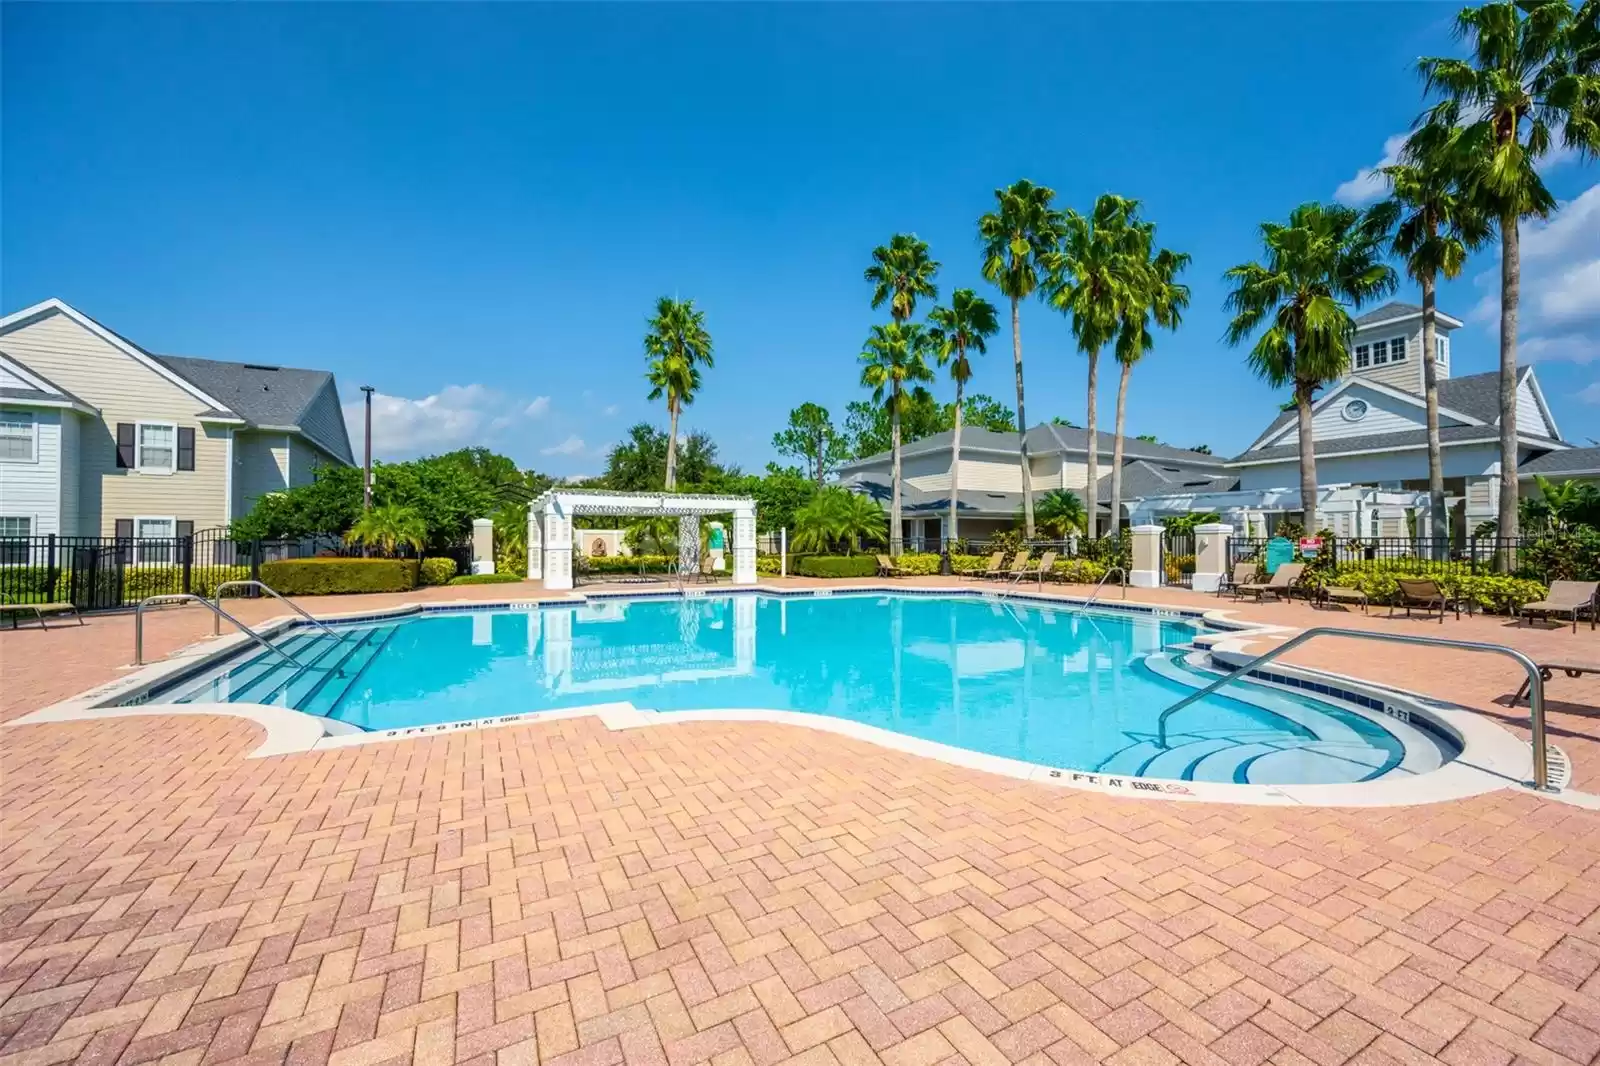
top-left (1081, 566), bottom-right (1128, 605)
top-left (133, 594), bottom-right (306, 669)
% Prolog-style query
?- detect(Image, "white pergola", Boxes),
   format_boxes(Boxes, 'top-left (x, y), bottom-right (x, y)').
top-left (527, 489), bottom-right (757, 590)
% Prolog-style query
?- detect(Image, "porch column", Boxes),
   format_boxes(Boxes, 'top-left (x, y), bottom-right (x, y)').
top-left (526, 509), bottom-right (543, 580)
top-left (732, 504), bottom-right (757, 585)
top-left (1191, 523), bottom-right (1232, 593)
top-left (542, 507), bottom-right (573, 591)
top-left (1130, 524), bottom-right (1163, 589)
top-left (471, 518), bottom-right (495, 575)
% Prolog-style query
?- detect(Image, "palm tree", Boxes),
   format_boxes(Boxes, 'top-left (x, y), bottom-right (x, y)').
top-left (1108, 227), bottom-right (1191, 538)
top-left (643, 297), bottom-right (714, 490)
top-left (865, 234), bottom-right (941, 325)
top-left (792, 487), bottom-right (888, 554)
top-left (1416, 0), bottom-right (1600, 548)
top-left (1034, 489), bottom-right (1087, 539)
top-left (347, 503), bottom-right (427, 557)
top-left (1369, 132), bottom-right (1490, 554)
top-left (927, 290), bottom-right (999, 545)
top-left (1223, 202), bottom-right (1397, 531)
top-left (860, 323), bottom-right (935, 552)
top-left (979, 180), bottom-right (1066, 538)
top-left (1049, 195), bottom-right (1154, 538)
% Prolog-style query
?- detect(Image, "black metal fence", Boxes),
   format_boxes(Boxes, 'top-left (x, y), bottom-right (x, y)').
top-left (1227, 535), bottom-right (1591, 582)
top-left (0, 527), bottom-right (473, 613)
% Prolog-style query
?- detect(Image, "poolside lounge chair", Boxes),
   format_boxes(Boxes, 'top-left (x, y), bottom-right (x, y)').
top-left (1390, 578), bottom-right (1464, 623)
top-left (1519, 581), bottom-right (1598, 633)
top-left (1514, 658), bottom-right (1600, 705)
top-left (965, 551), bottom-right (1005, 580)
top-left (981, 552), bottom-right (1029, 580)
top-left (1218, 562), bottom-right (1257, 598)
top-left (1235, 562), bottom-right (1304, 603)
top-left (1013, 550), bottom-right (1058, 586)
top-left (876, 555), bottom-right (908, 578)
top-left (1317, 586), bottom-right (1369, 614)
top-left (0, 601), bottom-right (83, 629)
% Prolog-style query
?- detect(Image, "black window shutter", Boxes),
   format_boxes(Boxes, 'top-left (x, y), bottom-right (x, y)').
top-left (177, 427), bottom-right (195, 471)
top-left (115, 519), bottom-right (133, 539)
top-left (116, 424), bottom-right (136, 468)
top-left (176, 520), bottom-right (193, 539)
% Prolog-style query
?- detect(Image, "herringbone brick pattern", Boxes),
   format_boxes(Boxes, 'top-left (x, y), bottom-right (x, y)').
top-left (3, 711), bottom-right (1598, 1066)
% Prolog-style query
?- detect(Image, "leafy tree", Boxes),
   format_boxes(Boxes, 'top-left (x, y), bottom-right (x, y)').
top-left (927, 289), bottom-right (1000, 542)
top-left (1160, 511), bottom-right (1222, 538)
top-left (643, 297), bottom-right (714, 490)
top-left (1134, 434), bottom-right (1161, 444)
top-left (791, 487), bottom-right (888, 554)
top-left (1414, 0), bottom-right (1599, 546)
top-left (1033, 489), bottom-right (1087, 538)
top-left (980, 179), bottom-right (1066, 537)
top-left (961, 394), bottom-right (1017, 432)
top-left (1223, 202), bottom-right (1396, 531)
top-left (772, 403), bottom-right (851, 485)
top-left (603, 423), bottom-right (724, 492)
top-left (745, 465), bottom-right (819, 534)
top-left (347, 503), bottom-right (427, 556)
top-left (1049, 415), bottom-right (1078, 428)
top-left (1189, 444), bottom-right (1213, 455)
top-left (859, 322), bottom-right (935, 549)
top-left (843, 390), bottom-right (1017, 460)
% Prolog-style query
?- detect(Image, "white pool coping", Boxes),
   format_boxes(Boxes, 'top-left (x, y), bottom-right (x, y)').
top-left (4, 584), bottom-right (1553, 807)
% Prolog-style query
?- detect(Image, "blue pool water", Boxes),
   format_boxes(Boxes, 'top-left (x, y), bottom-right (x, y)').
top-left (156, 593), bottom-right (1445, 785)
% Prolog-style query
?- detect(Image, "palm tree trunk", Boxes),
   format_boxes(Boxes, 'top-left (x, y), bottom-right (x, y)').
top-left (1084, 349), bottom-right (1099, 539)
top-left (950, 362), bottom-right (963, 546)
top-left (1421, 273), bottom-right (1446, 560)
top-left (1296, 381), bottom-right (1318, 533)
top-left (665, 395), bottom-right (680, 491)
top-left (1012, 297), bottom-right (1034, 538)
top-left (891, 382), bottom-right (902, 555)
top-left (1110, 360), bottom-right (1131, 539)
top-left (1496, 211), bottom-right (1520, 566)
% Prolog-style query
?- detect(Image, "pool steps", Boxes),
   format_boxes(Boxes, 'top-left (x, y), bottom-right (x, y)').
top-left (169, 625), bottom-right (398, 716)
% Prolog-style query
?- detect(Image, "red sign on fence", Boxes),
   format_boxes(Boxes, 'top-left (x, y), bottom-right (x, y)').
top-left (1299, 537), bottom-right (1322, 558)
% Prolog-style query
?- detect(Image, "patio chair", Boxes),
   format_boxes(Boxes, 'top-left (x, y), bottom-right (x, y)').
top-left (1513, 658), bottom-right (1600, 705)
top-left (1218, 562), bottom-right (1257, 598)
top-left (0, 601), bottom-right (83, 629)
top-left (699, 556), bottom-right (725, 584)
top-left (1317, 586), bottom-right (1370, 614)
top-left (1390, 578), bottom-right (1464, 623)
top-left (1519, 580), bottom-right (1598, 633)
top-left (876, 554), bottom-right (908, 578)
top-left (1235, 562), bottom-right (1304, 603)
top-left (965, 551), bottom-right (1005, 580)
top-left (981, 552), bottom-right (1029, 580)
top-left (1013, 550), bottom-right (1058, 586)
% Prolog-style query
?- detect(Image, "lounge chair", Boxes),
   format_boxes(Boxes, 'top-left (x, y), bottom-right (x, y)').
top-left (1514, 659), bottom-right (1600, 705)
top-left (876, 554), bottom-right (908, 578)
top-left (1235, 562), bottom-right (1304, 603)
top-left (1390, 578), bottom-right (1464, 623)
top-left (965, 551), bottom-right (1005, 580)
top-left (981, 552), bottom-right (1029, 580)
top-left (1218, 562), bottom-right (1257, 598)
top-left (1318, 586), bottom-right (1369, 614)
top-left (1519, 581), bottom-right (1598, 633)
top-left (0, 601), bottom-right (83, 629)
top-left (1013, 550), bottom-right (1058, 586)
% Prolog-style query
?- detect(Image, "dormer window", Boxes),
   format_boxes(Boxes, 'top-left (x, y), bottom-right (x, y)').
top-left (1435, 335), bottom-right (1449, 365)
top-left (1355, 344), bottom-right (1371, 368)
top-left (1388, 335), bottom-right (1408, 362)
top-left (1370, 339), bottom-right (1388, 365)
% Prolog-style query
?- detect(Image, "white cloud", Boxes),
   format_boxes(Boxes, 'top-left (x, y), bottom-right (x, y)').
top-left (602, 404), bottom-right (619, 416)
top-left (342, 384), bottom-right (554, 459)
top-left (525, 396), bottom-right (552, 417)
top-left (541, 435), bottom-right (586, 456)
top-left (1580, 381), bottom-right (1600, 404)
top-left (1333, 133), bottom-right (1408, 206)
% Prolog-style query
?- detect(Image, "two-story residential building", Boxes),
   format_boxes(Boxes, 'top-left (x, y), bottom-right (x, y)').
top-left (0, 298), bottom-right (354, 546)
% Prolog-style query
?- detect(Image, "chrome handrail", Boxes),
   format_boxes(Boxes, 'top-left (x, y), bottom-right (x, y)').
top-left (1082, 566), bottom-right (1128, 605)
top-left (212, 580), bottom-right (339, 639)
top-left (1155, 626), bottom-right (1553, 792)
top-left (133, 594), bottom-right (306, 669)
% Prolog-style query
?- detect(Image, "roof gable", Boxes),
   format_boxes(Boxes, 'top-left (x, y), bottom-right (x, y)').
top-left (1352, 301), bottom-right (1464, 330)
top-left (155, 354), bottom-right (355, 464)
top-left (1261, 378), bottom-right (1481, 449)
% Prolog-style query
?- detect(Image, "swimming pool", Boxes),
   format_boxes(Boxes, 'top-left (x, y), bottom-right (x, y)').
top-left (149, 592), bottom-right (1455, 786)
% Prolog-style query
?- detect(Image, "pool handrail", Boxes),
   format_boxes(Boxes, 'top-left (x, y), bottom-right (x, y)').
top-left (133, 593), bottom-right (306, 670)
top-left (212, 580), bottom-right (340, 640)
top-left (1083, 566), bottom-right (1128, 604)
top-left (1155, 626), bottom-right (1552, 792)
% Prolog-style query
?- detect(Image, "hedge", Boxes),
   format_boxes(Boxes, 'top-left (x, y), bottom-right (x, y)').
top-left (419, 557), bottom-right (457, 586)
top-left (259, 558), bottom-right (418, 595)
top-left (1314, 565), bottom-right (1545, 615)
top-left (448, 572), bottom-right (526, 585)
top-left (580, 554), bottom-right (674, 574)
top-left (756, 554), bottom-right (782, 575)
top-left (794, 555), bottom-right (878, 578)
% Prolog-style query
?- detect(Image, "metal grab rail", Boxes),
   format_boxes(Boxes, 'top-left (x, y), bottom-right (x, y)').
top-left (1155, 626), bottom-right (1553, 792)
top-left (133, 594), bottom-right (307, 669)
top-left (212, 580), bottom-right (339, 639)
top-left (1082, 566), bottom-right (1128, 605)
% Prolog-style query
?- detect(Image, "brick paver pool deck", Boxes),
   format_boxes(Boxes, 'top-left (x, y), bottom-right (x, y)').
top-left (2, 578), bottom-right (1597, 1066)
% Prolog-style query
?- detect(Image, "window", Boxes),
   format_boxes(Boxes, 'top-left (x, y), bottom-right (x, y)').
top-left (0, 516), bottom-right (29, 565)
top-left (1371, 339), bottom-right (1389, 365)
top-left (137, 423), bottom-right (176, 472)
top-left (0, 516), bottom-right (30, 537)
top-left (1436, 335), bottom-right (1450, 365)
top-left (1389, 335), bottom-right (1408, 362)
top-left (134, 516), bottom-right (176, 565)
top-left (0, 415), bottom-right (36, 462)
top-left (1354, 344), bottom-right (1370, 369)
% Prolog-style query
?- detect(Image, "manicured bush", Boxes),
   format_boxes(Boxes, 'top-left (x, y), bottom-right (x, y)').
top-left (1315, 564), bottom-right (1545, 616)
top-left (1163, 553), bottom-right (1196, 586)
top-left (756, 554), bottom-right (782, 575)
top-left (419, 557), bottom-right (458, 586)
top-left (0, 566), bottom-right (57, 603)
top-left (892, 553), bottom-right (942, 576)
top-left (794, 555), bottom-right (878, 578)
top-left (259, 558), bottom-right (418, 595)
top-left (447, 572), bottom-right (526, 585)
top-left (1051, 558), bottom-right (1109, 584)
top-left (579, 554), bottom-right (674, 574)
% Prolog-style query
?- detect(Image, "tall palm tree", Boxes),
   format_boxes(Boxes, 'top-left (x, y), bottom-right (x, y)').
top-left (1108, 227), bottom-right (1191, 537)
top-left (643, 297), bottom-right (714, 490)
top-left (1223, 202), bottom-right (1397, 531)
top-left (347, 503), bottom-right (427, 557)
top-left (860, 323), bottom-right (935, 551)
top-left (865, 234), bottom-right (941, 325)
top-left (927, 290), bottom-right (999, 544)
top-left (979, 180), bottom-right (1066, 538)
top-left (1416, 0), bottom-right (1600, 548)
top-left (1049, 195), bottom-right (1146, 538)
top-left (1369, 131), bottom-right (1490, 554)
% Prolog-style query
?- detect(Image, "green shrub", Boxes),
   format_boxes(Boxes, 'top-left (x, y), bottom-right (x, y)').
top-left (951, 553), bottom-right (991, 574)
top-left (1051, 558), bottom-right (1109, 584)
top-left (0, 566), bottom-right (57, 603)
top-left (1520, 528), bottom-right (1600, 581)
top-left (419, 557), bottom-right (457, 586)
top-left (794, 555), bottom-right (878, 578)
top-left (1316, 564), bottom-right (1545, 615)
top-left (756, 554), bottom-right (782, 575)
top-left (579, 554), bottom-right (674, 574)
top-left (892, 553), bottom-right (942, 576)
top-left (192, 565), bottom-right (254, 598)
top-left (1164, 553), bottom-right (1196, 586)
top-left (260, 558), bottom-right (418, 595)
top-left (447, 572), bottom-right (526, 585)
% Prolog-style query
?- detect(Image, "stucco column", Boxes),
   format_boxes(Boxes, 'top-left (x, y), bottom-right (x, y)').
top-left (542, 507), bottom-right (573, 590)
top-left (471, 518), bottom-right (495, 575)
top-left (1129, 524), bottom-right (1163, 589)
top-left (1191, 523), bottom-right (1232, 593)
top-left (732, 505), bottom-right (756, 585)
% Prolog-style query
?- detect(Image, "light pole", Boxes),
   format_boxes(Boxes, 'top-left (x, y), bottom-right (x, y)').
top-left (360, 385), bottom-right (375, 511)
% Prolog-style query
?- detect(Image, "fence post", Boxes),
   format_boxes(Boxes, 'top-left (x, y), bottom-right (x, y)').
top-left (1130, 525), bottom-right (1164, 588)
top-left (780, 528), bottom-right (787, 578)
top-left (250, 539), bottom-right (262, 586)
top-left (182, 535), bottom-right (193, 595)
top-left (46, 534), bottom-right (58, 603)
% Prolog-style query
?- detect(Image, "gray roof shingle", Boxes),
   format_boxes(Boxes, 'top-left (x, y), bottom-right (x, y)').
top-left (843, 424), bottom-right (1224, 469)
top-left (1353, 301), bottom-right (1423, 327)
top-left (1521, 446), bottom-right (1600, 477)
top-left (156, 354), bottom-right (354, 464)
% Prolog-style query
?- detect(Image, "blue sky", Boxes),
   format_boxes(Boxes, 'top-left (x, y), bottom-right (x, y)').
top-left (4, 3), bottom-right (1595, 475)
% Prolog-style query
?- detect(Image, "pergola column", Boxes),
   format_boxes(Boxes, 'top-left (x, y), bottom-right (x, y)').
top-left (542, 506), bottom-right (573, 591)
top-left (526, 508), bottom-right (543, 580)
top-left (732, 504), bottom-right (756, 585)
